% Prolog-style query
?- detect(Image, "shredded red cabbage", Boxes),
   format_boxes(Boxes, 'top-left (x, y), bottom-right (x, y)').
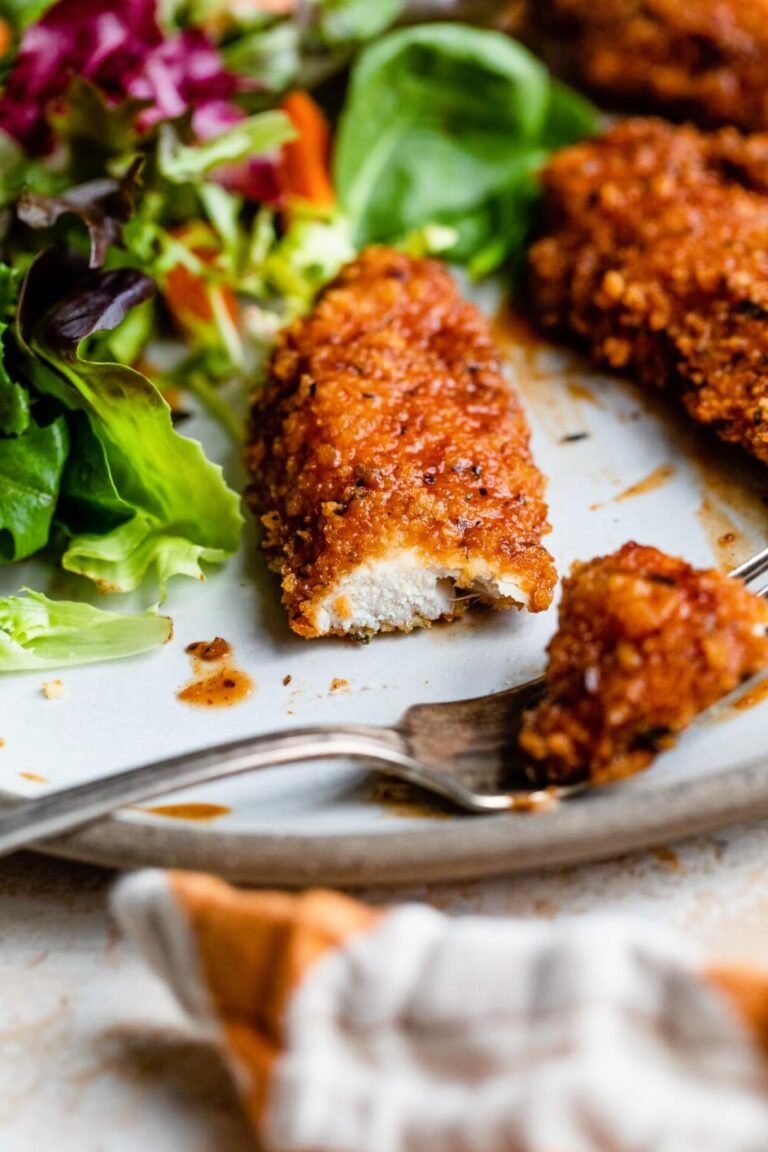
top-left (0, 0), bottom-right (246, 163)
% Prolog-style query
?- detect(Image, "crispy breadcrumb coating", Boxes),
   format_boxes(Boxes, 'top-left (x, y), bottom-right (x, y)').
top-left (246, 247), bottom-right (556, 638)
top-left (520, 543), bottom-right (768, 784)
top-left (520, 0), bottom-right (768, 130)
top-left (529, 117), bottom-right (768, 466)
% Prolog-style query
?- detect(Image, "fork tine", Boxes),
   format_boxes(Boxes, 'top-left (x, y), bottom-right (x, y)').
top-left (730, 544), bottom-right (768, 584)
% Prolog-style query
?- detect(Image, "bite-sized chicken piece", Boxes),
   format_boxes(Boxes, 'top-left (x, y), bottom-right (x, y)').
top-left (520, 543), bottom-right (768, 784)
top-left (529, 118), bottom-right (768, 466)
top-left (519, 0), bottom-right (768, 131)
top-left (246, 247), bottom-right (556, 639)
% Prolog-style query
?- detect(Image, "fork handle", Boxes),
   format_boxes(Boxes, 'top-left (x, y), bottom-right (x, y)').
top-left (0, 725), bottom-right (410, 858)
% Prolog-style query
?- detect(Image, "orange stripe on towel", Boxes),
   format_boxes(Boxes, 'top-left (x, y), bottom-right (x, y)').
top-left (708, 965), bottom-right (768, 1057)
top-left (167, 873), bottom-right (379, 1125)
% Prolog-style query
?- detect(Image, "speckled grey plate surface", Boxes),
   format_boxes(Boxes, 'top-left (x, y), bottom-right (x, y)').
top-left (3, 286), bottom-right (768, 886)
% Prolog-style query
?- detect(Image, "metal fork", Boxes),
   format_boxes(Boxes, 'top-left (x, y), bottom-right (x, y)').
top-left (0, 546), bottom-right (767, 858)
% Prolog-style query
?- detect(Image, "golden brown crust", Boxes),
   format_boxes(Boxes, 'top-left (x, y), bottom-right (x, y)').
top-left (520, 543), bottom-right (768, 784)
top-left (529, 117), bottom-right (768, 465)
top-left (520, 0), bottom-right (768, 130)
top-left (245, 247), bottom-right (556, 637)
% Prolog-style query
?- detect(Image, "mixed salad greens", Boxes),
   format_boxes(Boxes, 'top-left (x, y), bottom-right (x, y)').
top-left (0, 0), bottom-right (597, 670)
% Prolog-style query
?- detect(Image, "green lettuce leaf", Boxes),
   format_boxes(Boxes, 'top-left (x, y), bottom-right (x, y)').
top-left (57, 410), bottom-right (134, 536)
top-left (157, 112), bottom-right (295, 184)
top-left (0, 328), bottom-right (30, 435)
top-left (261, 208), bottom-right (355, 315)
top-left (334, 24), bottom-right (598, 271)
top-left (317, 0), bottom-right (405, 46)
top-left (0, 263), bottom-right (29, 435)
top-left (0, 261), bottom-right (69, 562)
top-left (18, 248), bottom-right (243, 593)
top-left (0, 588), bottom-right (172, 670)
top-left (0, 417), bottom-right (68, 560)
top-left (0, 1), bottom-right (55, 31)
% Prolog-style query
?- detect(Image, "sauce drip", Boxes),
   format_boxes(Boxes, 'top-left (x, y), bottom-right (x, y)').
top-left (20, 772), bottom-right (47, 784)
top-left (177, 637), bottom-right (254, 708)
top-left (139, 802), bottom-right (231, 821)
top-left (592, 464), bottom-right (676, 510)
top-left (566, 380), bottom-right (603, 407)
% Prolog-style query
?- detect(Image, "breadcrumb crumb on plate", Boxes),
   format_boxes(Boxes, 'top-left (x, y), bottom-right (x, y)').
top-left (246, 248), bottom-right (556, 638)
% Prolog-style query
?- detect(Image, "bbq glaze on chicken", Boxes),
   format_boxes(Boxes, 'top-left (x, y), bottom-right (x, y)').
top-left (520, 543), bottom-right (768, 784)
top-left (519, 0), bottom-right (768, 131)
top-left (246, 247), bottom-right (556, 638)
top-left (529, 118), bottom-right (768, 466)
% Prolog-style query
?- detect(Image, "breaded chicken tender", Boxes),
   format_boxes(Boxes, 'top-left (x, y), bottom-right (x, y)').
top-left (520, 0), bottom-right (768, 130)
top-left (246, 248), bottom-right (556, 638)
top-left (520, 543), bottom-right (768, 784)
top-left (529, 117), bottom-right (768, 466)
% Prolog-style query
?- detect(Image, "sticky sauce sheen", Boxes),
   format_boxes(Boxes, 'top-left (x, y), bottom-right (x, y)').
top-left (177, 637), bottom-right (254, 708)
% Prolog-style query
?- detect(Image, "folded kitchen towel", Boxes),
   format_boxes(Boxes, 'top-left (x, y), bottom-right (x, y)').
top-left (112, 870), bottom-right (768, 1152)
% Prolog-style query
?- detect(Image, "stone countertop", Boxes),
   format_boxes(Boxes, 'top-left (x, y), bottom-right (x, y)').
top-left (3, 826), bottom-right (768, 1150)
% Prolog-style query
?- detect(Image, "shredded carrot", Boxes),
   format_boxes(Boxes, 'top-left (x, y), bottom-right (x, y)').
top-left (278, 90), bottom-right (335, 208)
top-left (162, 226), bottom-right (237, 333)
top-left (0, 20), bottom-right (11, 57)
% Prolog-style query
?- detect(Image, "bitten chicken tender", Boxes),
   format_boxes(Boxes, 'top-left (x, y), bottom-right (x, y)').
top-left (520, 543), bottom-right (768, 784)
top-left (520, 0), bottom-right (768, 130)
top-left (246, 247), bottom-right (556, 638)
top-left (529, 118), bottom-right (768, 466)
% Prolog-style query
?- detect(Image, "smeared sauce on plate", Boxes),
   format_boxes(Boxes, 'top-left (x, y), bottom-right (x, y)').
top-left (591, 463), bottom-right (676, 510)
top-left (566, 380), bottom-right (603, 407)
top-left (178, 638), bottom-right (253, 708)
top-left (138, 802), bottom-right (231, 821)
top-left (693, 446), bottom-right (768, 569)
top-left (20, 772), bottom-right (47, 784)
top-left (494, 307), bottom-right (600, 442)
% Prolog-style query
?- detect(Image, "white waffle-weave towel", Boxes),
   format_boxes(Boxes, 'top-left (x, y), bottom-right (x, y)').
top-left (113, 871), bottom-right (768, 1152)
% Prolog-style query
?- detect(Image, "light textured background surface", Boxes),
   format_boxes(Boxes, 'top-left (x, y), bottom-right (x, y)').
top-left (4, 830), bottom-right (768, 1150)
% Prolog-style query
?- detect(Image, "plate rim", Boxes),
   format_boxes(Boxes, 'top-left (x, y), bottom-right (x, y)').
top-left (33, 750), bottom-right (768, 886)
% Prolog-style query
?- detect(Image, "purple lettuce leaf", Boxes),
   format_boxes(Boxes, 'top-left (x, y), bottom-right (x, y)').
top-left (16, 159), bottom-right (141, 266)
top-left (18, 247), bottom-right (155, 353)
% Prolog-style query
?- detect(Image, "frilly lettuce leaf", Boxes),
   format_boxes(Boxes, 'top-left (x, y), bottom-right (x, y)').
top-left (260, 207), bottom-right (355, 315)
top-left (18, 247), bottom-right (243, 593)
top-left (0, 588), bottom-right (172, 670)
top-left (157, 111), bottom-right (295, 184)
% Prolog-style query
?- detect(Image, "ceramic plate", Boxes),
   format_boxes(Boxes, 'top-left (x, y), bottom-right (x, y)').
top-left (4, 280), bottom-right (768, 886)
